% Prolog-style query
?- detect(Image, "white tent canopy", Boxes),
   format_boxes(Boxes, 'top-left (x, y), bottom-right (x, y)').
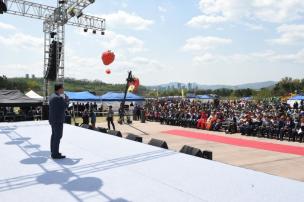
top-left (25, 90), bottom-right (43, 100)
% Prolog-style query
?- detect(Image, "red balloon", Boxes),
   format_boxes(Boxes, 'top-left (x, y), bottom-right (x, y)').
top-left (101, 50), bottom-right (115, 65)
top-left (105, 68), bottom-right (111, 74)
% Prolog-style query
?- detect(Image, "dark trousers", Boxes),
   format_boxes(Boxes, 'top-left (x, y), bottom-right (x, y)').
top-left (107, 117), bottom-right (115, 130)
top-left (298, 132), bottom-right (304, 142)
top-left (50, 123), bottom-right (63, 155)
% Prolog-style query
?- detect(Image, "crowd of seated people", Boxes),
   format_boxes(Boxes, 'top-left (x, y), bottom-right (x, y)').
top-left (0, 106), bottom-right (42, 122)
top-left (144, 98), bottom-right (304, 143)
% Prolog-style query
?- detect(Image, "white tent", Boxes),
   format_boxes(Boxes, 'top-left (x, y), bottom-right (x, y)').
top-left (25, 90), bottom-right (43, 100)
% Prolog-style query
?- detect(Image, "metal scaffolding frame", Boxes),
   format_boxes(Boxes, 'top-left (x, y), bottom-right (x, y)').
top-left (2, 0), bottom-right (106, 102)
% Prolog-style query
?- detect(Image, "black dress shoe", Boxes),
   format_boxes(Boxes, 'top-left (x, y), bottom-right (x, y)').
top-left (51, 154), bottom-right (66, 159)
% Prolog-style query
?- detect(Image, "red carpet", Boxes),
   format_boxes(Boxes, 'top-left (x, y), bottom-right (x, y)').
top-left (163, 130), bottom-right (304, 156)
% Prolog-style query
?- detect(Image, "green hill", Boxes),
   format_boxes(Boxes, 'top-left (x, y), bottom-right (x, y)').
top-left (0, 76), bottom-right (147, 96)
top-left (1, 75), bottom-right (303, 98)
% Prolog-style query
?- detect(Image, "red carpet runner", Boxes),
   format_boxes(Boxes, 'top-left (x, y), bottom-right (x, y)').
top-left (163, 130), bottom-right (304, 156)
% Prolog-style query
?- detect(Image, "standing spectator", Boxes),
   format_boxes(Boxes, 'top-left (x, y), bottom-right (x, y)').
top-left (82, 109), bottom-right (89, 125)
top-left (85, 102), bottom-right (89, 110)
top-left (136, 105), bottom-right (141, 120)
top-left (90, 109), bottom-right (96, 129)
top-left (65, 110), bottom-right (72, 124)
top-left (93, 102), bottom-right (97, 110)
top-left (118, 104), bottom-right (124, 124)
top-left (107, 106), bottom-right (115, 130)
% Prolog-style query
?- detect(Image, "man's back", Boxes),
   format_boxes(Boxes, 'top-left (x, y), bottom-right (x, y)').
top-left (49, 93), bottom-right (67, 124)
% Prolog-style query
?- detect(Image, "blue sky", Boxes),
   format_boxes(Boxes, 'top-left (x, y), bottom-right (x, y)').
top-left (0, 0), bottom-right (304, 85)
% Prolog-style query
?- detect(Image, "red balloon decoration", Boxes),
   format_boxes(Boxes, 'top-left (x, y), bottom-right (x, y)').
top-left (105, 69), bottom-right (111, 74)
top-left (101, 50), bottom-right (115, 65)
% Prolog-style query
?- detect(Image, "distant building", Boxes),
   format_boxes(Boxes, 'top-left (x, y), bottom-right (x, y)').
top-left (25, 74), bottom-right (29, 79)
top-left (31, 74), bottom-right (35, 79)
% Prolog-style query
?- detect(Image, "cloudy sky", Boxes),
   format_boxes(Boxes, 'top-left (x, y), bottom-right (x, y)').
top-left (0, 0), bottom-right (304, 85)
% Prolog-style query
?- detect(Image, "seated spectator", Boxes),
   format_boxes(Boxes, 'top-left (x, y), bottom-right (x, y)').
top-left (296, 117), bottom-right (304, 143)
top-left (197, 112), bottom-right (207, 129)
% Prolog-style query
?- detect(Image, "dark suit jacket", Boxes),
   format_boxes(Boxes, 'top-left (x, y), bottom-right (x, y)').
top-left (49, 93), bottom-right (68, 124)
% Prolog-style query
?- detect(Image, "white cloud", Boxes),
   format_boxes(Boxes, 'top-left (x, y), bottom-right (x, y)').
top-left (188, 0), bottom-right (304, 28)
top-left (100, 10), bottom-right (154, 30)
top-left (158, 6), bottom-right (167, 13)
top-left (0, 22), bottom-right (16, 30)
top-left (131, 57), bottom-right (165, 70)
top-left (187, 15), bottom-right (227, 28)
top-left (182, 36), bottom-right (232, 52)
top-left (0, 33), bottom-right (43, 51)
top-left (242, 22), bottom-right (264, 30)
top-left (199, 0), bottom-right (251, 19)
top-left (78, 30), bottom-right (146, 53)
top-left (65, 54), bottom-right (101, 79)
top-left (268, 24), bottom-right (304, 45)
top-left (100, 31), bottom-right (145, 53)
top-left (191, 49), bottom-right (304, 65)
top-left (270, 49), bottom-right (304, 63)
top-left (0, 62), bottom-right (43, 78)
top-left (157, 5), bottom-right (167, 22)
top-left (253, 0), bottom-right (304, 23)
top-left (160, 15), bottom-right (166, 22)
top-left (193, 53), bottom-right (216, 64)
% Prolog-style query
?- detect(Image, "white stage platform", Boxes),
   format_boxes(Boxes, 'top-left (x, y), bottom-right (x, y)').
top-left (0, 121), bottom-right (303, 202)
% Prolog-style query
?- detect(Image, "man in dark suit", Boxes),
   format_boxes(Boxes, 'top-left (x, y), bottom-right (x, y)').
top-left (49, 84), bottom-right (69, 159)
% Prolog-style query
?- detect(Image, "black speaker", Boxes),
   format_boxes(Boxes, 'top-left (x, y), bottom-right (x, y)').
top-left (108, 130), bottom-right (122, 138)
top-left (180, 145), bottom-right (203, 158)
top-left (81, 124), bottom-right (92, 130)
top-left (42, 104), bottom-right (49, 120)
top-left (96, 127), bottom-right (108, 133)
top-left (148, 138), bottom-right (168, 149)
top-left (0, 1), bottom-right (7, 14)
top-left (203, 150), bottom-right (213, 160)
top-left (45, 41), bottom-right (62, 81)
top-left (126, 133), bottom-right (142, 142)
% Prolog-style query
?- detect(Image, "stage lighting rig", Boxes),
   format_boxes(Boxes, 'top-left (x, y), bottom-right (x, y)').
top-left (0, 0), bottom-right (7, 14)
top-left (2, 0), bottom-right (106, 103)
